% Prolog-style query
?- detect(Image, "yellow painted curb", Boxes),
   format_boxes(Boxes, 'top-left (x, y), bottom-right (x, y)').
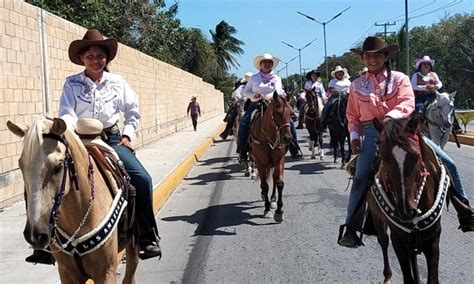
top-left (152, 123), bottom-right (226, 212)
top-left (449, 134), bottom-right (474, 146)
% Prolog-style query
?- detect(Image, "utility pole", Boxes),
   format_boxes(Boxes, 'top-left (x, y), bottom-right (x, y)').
top-left (405, 0), bottom-right (410, 75)
top-left (375, 21), bottom-right (396, 39)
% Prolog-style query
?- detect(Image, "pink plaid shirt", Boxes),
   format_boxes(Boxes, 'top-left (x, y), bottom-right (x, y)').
top-left (346, 69), bottom-right (415, 141)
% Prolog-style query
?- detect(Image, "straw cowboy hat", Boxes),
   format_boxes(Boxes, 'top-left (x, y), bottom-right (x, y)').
top-left (358, 67), bottom-right (368, 76)
top-left (68, 29), bottom-right (118, 65)
top-left (416, 55), bottom-right (435, 69)
top-left (253, 53), bottom-right (279, 70)
top-left (190, 96), bottom-right (197, 100)
top-left (331, 66), bottom-right (349, 79)
top-left (350, 36), bottom-right (399, 60)
top-left (240, 72), bottom-right (253, 83)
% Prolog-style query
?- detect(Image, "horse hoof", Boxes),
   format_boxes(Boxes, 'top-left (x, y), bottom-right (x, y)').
top-left (340, 163), bottom-right (346, 169)
top-left (270, 201), bottom-right (277, 209)
top-left (320, 155), bottom-right (324, 161)
top-left (274, 212), bottom-right (284, 223)
top-left (383, 279), bottom-right (392, 284)
top-left (263, 210), bottom-right (273, 219)
top-left (311, 155), bottom-right (316, 159)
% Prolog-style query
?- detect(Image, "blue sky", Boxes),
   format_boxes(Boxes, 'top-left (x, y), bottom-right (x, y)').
top-left (166, 0), bottom-right (472, 78)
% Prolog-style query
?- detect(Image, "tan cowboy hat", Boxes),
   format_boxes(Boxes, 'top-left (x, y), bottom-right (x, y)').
top-left (75, 118), bottom-right (104, 136)
top-left (331, 66), bottom-right (349, 79)
top-left (350, 36), bottom-right (399, 59)
top-left (415, 55), bottom-right (435, 69)
top-left (191, 96), bottom-right (197, 100)
top-left (240, 72), bottom-right (253, 83)
top-left (253, 53), bottom-right (279, 70)
top-left (68, 29), bottom-right (118, 66)
top-left (358, 67), bottom-right (368, 76)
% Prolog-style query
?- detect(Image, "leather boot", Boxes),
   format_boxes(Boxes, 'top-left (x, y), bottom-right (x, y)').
top-left (449, 192), bottom-right (474, 232)
top-left (25, 249), bottom-right (55, 265)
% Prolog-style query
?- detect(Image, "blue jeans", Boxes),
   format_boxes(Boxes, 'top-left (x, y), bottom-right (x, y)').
top-left (415, 92), bottom-right (436, 113)
top-left (106, 131), bottom-right (158, 236)
top-left (237, 101), bottom-right (259, 154)
top-left (423, 136), bottom-right (468, 200)
top-left (345, 125), bottom-right (379, 224)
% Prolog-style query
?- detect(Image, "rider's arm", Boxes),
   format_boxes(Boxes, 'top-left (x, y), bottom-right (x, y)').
top-left (346, 84), bottom-right (362, 141)
top-left (59, 78), bottom-right (79, 130)
top-left (303, 80), bottom-right (312, 91)
top-left (386, 74), bottom-right (415, 119)
top-left (243, 76), bottom-right (258, 101)
top-left (120, 78), bottom-right (141, 141)
top-left (433, 72), bottom-right (443, 90)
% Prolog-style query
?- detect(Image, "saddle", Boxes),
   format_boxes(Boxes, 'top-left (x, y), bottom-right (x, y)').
top-left (75, 118), bottom-right (137, 247)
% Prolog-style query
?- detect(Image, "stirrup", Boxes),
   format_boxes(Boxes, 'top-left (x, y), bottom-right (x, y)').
top-left (337, 224), bottom-right (364, 248)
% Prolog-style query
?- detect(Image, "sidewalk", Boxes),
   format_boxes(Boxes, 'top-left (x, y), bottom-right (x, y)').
top-left (0, 115), bottom-right (225, 284)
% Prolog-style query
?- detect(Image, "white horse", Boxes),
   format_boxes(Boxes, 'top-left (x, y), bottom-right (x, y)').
top-left (425, 91), bottom-right (456, 149)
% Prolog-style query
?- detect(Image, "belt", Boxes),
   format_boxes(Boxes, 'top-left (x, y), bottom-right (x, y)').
top-left (102, 124), bottom-right (120, 140)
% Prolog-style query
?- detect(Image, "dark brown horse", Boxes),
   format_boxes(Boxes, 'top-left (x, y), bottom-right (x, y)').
top-left (367, 116), bottom-right (450, 283)
top-left (327, 91), bottom-right (351, 167)
top-left (250, 92), bottom-right (293, 222)
top-left (304, 90), bottom-right (325, 159)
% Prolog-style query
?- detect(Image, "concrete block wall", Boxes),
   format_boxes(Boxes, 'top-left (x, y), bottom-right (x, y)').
top-left (0, 1), bottom-right (224, 208)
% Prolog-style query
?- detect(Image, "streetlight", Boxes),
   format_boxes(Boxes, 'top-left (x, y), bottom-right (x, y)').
top-left (281, 38), bottom-right (317, 87)
top-left (278, 54), bottom-right (299, 90)
top-left (297, 7), bottom-right (351, 78)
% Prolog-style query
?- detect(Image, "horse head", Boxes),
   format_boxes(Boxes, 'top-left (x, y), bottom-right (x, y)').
top-left (374, 115), bottom-right (427, 222)
top-left (269, 91), bottom-right (293, 145)
top-left (7, 117), bottom-right (86, 249)
top-left (426, 91), bottom-right (456, 130)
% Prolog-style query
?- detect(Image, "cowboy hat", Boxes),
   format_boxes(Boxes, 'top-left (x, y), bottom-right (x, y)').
top-left (415, 55), bottom-right (435, 69)
top-left (190, 96), bottom-right (197, 100)
top-left (350, 36), bottom-right (399, 59)
top-left (358, 67), bottom-right (368, 76)
top-left (68, 29), bottom-right (118, 66)
top-left (240, 72), bottom-right (253, 83)
top-left (75, 118), bottom-right (104, 136)
top-left (306, 70), bottom-right (321, 80)
top-left (331, 66), bottom-right (350, 79)
top-left (253, 53), bottom-right (279, 70)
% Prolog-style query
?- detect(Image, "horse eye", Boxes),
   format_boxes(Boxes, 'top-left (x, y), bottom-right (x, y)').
top-left (53, 163), bottom-right (63, 175)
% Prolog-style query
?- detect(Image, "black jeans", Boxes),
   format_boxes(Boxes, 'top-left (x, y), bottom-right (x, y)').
top-left (191, 115), bottom-right (198, 130)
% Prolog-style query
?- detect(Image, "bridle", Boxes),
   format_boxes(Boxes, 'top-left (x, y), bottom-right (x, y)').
top-left (40, 133), bottom-right (95, 252)
top-left (253, 98), bottom-right (291, 150)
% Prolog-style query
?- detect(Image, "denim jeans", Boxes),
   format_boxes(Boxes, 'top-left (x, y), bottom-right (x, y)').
top-left (106, 131), bottom-right (158, 236)
top-left (423, 136), bottom-right (468, 200)
top-left (345, 125), bottom-right (379, 224)
top-left (237, 101), bottom-right (258, 153)
top-left (289, 120), bottom-right (301, 155)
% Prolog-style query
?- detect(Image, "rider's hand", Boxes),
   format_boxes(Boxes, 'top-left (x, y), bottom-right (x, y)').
top-left (120, 135), bottom-right (136, 154)
top-left (351, 139), bottom-right (361, 154)
top-left (254, 93), bottom-right (262, 99)
top-left (427, 84), bottom-right (436, 92)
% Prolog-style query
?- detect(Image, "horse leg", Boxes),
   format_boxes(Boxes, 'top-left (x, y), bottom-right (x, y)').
top-left (392, 237), bottom-right (416, 283)
top-left (261, 177), bottom-right (272, 218)
top-left (273, 166), bottom-right (284, 223)
top-left (270, 182), bottom-right (277, 209)
top-left (318, 131), bottom-right (324, 160)
top-left (340, 138), bottom-right (346, 169)
top-left (309, 140), bottom-right (316, 159)
top-left (424, 236), bottom-right (440, 284)
top-left (122, 243), bottom-right (139, 284)
top-left (410, 254), bottom-right (421, 284)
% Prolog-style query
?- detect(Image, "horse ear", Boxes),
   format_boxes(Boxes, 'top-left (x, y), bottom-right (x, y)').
top-left (406, 113), bottom-right (419, 133)
top-left (449, 91), bottom-right (457, 98)
top-left (373, 118), bottom-right (384, 132)
top-left (7, 121), bottom-right (28, 138)
top-left (51, 118), bottom-right (67, 136)
top-left (273, 91), bottom-right (279, 101)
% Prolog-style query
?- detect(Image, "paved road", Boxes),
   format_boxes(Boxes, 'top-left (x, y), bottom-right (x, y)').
top-left (129, 129), bottom-right (474, 283)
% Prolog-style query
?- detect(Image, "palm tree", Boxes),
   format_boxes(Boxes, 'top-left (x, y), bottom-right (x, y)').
top-left (210, 20), bottom-right (244, 77)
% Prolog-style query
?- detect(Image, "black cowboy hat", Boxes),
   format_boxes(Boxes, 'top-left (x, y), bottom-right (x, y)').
top-left (68, 29), bottom-right (118, 66)
top-left (306, 70), bottom-right (321, 80)
top-left (350, 36), bottom-right (399, 59)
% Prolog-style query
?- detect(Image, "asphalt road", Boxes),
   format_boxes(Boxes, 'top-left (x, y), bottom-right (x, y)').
top-left (126, 129), bottom-right (474, 283)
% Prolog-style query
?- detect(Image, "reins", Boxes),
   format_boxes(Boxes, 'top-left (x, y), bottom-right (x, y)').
top-left (253, 99), bottom-right (290, 150)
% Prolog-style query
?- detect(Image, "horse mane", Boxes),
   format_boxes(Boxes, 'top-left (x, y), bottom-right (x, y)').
top-left (22, 118), bottom-right (46, 167)
top-left (382, 118), bottom-right (410, 146)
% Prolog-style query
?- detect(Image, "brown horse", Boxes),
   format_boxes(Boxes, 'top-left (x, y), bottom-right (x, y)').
top-left (367, 116), bottom-right (449, 284)
top-left (304, 90), bottom-right (324, 160)
top-left (7, 117), bottom-right (139, 284)
top-left (250, 92), bottom-right (293, 222)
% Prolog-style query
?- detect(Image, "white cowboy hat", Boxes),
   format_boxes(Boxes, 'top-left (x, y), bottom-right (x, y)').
top-left (75, 118), bottom-right (104, 136)
top-left (358, 67), bottom-right (368, 76)
top-left (253, 53), bottom-right (279, 70)
top-left (416, 55), bottom-right (435, 69)
top-left (240, 72), bottom-right (253, 83)
top-left (331, 66), bottom-right (349, 79)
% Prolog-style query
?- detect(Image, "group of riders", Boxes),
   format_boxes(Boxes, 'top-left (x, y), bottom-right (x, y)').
top-left (221, 36), bottom-right (473, 248)
top-left (23, 30), bottom-right (472, 267)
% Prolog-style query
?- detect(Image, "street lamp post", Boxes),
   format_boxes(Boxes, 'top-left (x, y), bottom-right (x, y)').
top-left (278, 54), bottom-right (299, 90)
top-left (297, 7), bottom-right (351, 78)
top-left (281, 38), bottom-right (317, 88)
